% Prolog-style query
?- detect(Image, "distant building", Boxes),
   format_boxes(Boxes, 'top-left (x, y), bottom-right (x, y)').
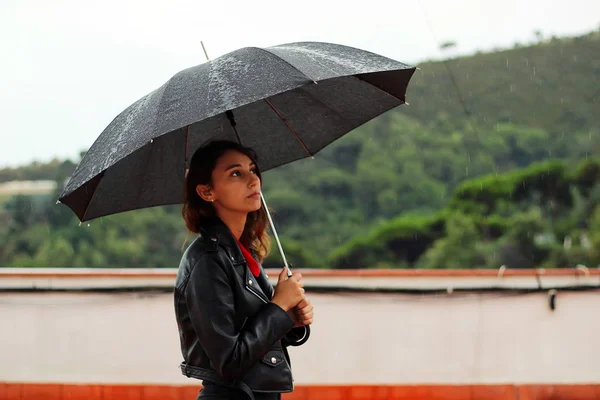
top-left (0, 180), bottom-right (56, 196)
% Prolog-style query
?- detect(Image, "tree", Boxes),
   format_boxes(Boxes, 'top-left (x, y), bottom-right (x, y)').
top-left (416, 213), bottom-right (486, 269)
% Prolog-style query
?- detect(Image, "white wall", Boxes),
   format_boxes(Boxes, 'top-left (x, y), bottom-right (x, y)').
top-left (1, 289), bottom-right (598, 385)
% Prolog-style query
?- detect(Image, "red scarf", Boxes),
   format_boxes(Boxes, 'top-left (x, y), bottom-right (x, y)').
top-left (236, 239), bottom-right (260, 277)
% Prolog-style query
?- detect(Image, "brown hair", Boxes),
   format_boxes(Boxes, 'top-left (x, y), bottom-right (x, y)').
top-left (182, 140), bottom-right (271, 262)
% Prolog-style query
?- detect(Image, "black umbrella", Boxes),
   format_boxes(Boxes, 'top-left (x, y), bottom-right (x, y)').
top-left (58, 41), bottom-right (416, 271)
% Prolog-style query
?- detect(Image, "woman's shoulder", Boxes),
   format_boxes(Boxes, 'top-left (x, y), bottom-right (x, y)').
top-left (176, 234), bottom-right (230, 288)
top-left (181, 233), bottom-right (224, 267)
top-left (178, 217), bottom-right (238, 275)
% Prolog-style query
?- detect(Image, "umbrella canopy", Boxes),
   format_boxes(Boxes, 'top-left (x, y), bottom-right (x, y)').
top-left (59, 42), bottom-right (416, 222)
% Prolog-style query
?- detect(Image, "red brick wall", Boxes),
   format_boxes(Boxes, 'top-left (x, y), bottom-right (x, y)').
top-left (2, 383), bottom-right (600, 400)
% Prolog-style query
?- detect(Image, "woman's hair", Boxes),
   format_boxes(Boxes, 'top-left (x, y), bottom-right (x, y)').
top-left (182, 140), bottom-right (271, 262)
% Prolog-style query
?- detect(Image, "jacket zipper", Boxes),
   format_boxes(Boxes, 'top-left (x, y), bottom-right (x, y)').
top-left (246, 285), bottom-right (268, 304)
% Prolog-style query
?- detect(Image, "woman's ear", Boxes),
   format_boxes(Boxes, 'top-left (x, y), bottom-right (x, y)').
top-left (196, 184), bottom-right (214, 202)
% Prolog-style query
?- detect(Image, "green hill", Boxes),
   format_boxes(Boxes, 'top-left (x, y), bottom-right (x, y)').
top-left (403, 30), bottom-right (600, 136)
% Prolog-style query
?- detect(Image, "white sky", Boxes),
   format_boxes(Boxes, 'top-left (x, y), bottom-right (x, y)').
top-left (1, 0), bottom-right (599, 168)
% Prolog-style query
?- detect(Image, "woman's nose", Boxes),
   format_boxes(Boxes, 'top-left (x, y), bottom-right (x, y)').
top-left (248, 173), bottom-right (260, 187)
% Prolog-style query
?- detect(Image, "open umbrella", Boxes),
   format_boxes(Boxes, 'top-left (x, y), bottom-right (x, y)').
top-left (58, 41), bottom-right (416, 272)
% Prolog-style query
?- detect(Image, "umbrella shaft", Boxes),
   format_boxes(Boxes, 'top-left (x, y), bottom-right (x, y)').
top-left (260, 192), bottom-right (292, 277)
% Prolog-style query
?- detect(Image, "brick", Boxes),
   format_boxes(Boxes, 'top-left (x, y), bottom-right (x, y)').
top-left (428, 385), bottom-right (472, 400)
top-left (21, 383), bottom-right (61, 400)
top-left (62, 384), bottom-right (103, 400)
top-left (304, 385), bottom-right (350, 400)
top-left (0, 383), bottom-right (22, 400)
top-left (388, 385), bottom-right (430, 400)
top-left (141, 385), bottom-right (180, 400)
top-left (471, 384), bottom-right (516, 400)
top-left (102, 384), bottom-right (143, 400)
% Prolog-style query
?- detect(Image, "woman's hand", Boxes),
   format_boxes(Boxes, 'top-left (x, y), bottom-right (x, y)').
top-left (271, 267), bottom-right (305, 312)
top-left (289, 297), bottom-right (314, 328)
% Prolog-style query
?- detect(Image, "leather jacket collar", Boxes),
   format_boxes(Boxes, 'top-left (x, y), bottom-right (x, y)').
top-left (196, 215), bottom-right (271, 303)
top-left (197, 215), bottom-right (246, 265)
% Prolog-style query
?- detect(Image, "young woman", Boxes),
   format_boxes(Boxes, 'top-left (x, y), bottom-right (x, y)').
top-left (174, 140), bottom-right (314, 400)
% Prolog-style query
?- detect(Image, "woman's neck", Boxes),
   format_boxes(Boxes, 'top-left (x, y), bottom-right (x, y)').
top-left (217, 210), bottom-right (247, 240)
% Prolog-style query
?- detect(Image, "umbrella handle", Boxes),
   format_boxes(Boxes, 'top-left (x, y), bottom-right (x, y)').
top-left (260, 192), bottom-right (292, 278)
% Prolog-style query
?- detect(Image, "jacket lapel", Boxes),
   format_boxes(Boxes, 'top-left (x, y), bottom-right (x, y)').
top-left (255, 265), bottom-right (274, 300)
top-left (244, 265), bottom-right (271, 303)
top-left (198, 216), bottom-right (272, 303)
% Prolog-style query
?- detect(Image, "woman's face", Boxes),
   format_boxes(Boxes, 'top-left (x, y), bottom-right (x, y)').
top-left (197, 149), bottom-right (262, 215)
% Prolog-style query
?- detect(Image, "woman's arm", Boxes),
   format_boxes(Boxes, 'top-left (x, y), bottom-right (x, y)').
top-left (185, 254), bottom-right (294, 380)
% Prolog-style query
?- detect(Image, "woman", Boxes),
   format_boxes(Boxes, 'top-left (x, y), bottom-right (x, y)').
top-left (174, 140), bottom-right (314, 400)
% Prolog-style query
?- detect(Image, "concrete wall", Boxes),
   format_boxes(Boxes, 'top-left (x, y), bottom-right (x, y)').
top-left (1, 288), bottom-right (599, 386)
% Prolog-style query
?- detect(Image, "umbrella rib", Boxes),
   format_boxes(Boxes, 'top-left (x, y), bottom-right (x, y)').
top-left (263, 99), bottom-right (313, 157)
top-left (185, 125), bottom-right (190, 165)
top-left (356, 74), bottom-right (408, 105)
top-left (81, 172), bottom-right (104, 221)
top-left (254, 47), bottom-right (316, 83)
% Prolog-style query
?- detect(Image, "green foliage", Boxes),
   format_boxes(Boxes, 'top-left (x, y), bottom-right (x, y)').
top-left (493, 208), bottom-right (553, 269)
top-left (328, 213), bottom-right (446, 269)
top-left (416, 213), bottom-right (487, 269)
top-left (263, 237), bottom-right (321, 270)
top-left (330, 159), bottom-right (600, 269)
top-left (0, 159), bottom-right (76, 183)
top-left (1, 31), bottom-right (599, 269)
top-left (449, 160), bottom-right (572, 216)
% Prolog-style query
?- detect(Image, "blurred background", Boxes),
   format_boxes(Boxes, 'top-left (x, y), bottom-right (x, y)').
top-left (1, 0), bottom-right (599, 399)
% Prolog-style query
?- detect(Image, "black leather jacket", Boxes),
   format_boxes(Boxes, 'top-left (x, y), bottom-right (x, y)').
top-left (174, 216), bottom-right (309, 399)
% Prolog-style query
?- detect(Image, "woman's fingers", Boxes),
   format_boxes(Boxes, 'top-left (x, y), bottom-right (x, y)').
top-left (278, 267), bottom-right (288, 282)
top-left (296, 298), bottom-right (309, 309)
top-left (301, 311), bottom-right (314, 325)
top-left (294, 303), bottom-right (314, 326)
top-left (296, 302), bottom-right (313, 314)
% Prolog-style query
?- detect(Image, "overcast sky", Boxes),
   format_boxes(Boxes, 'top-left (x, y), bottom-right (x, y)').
top-left (1, 0), bottom-right (599, 168)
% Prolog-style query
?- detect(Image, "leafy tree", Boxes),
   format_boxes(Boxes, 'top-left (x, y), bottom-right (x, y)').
top-left (416, 213), bottom-right (486, 269)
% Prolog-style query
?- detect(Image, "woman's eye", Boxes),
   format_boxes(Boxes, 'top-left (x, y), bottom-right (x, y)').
top-left (231, 168), bottom-right (257, 177)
